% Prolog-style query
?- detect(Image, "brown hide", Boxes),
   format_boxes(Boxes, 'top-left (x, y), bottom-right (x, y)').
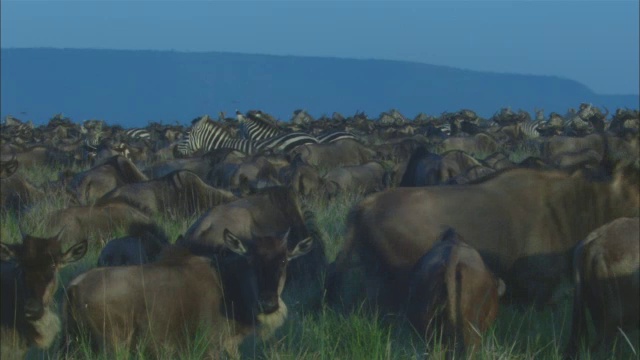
top-left (483, 151), bottom-right (514, 170)
top-left (290, 139), bottom-right (376, 170)
top-left (1, 232), bottom-right (87, 359)
top-left (179, 187), bottom-right (327, 285)
top-left (66, 155), bottom-right (148, 205)
top-left (565, 217), bottom-right (640, 359)
top-left (441, 133), bottom-right (499, 155)
top-left (44, 201), bottom-right (153, 248)
top-left (327, 165), bottom-right (639, 309)
top-left (407, 229), bottom-right (505, 354)
top-left (97, 170), bottom-right (237, 217)
top-left (323, 161), bottom-right (387, 195)
top-left (1, 174), bottom-right (42, 214)
top-left (63, 233), bottom-right (312, 359)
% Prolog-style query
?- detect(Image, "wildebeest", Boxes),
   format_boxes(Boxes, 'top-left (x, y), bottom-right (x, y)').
top-left (96, 170), bottom-right (237, 218)
top-left (322, 161), bottom-right (390, 197)
top-left (97, 223), bottom-right (170, 267)
top-left (407, 229), bottom-right (506, 355)
top-left (441, 133), bottom-right (499, 156)
top-left (1, 230), bottom-right (88, 359)
top-left (62, 230), bottom-right (313, 358)
top-left (44, 201), bottom-right (154, 248)
top-left (327, 162), bottom-right (639, 310)
top-left (66, 155), bottom-right (148, 205)
top-left (565, 217), bottom-right (640, 359)
top-left (178, 186), bottom-right (327, 285)
top-left (399, 148), bottom-right (483, 187)
top-left (289, 139), bottom-right (376, 169)
top-left (0, 154), bottom-right (43, 215)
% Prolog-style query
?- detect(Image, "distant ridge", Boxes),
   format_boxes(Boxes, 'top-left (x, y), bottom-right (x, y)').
top-left (1, 48), bottom-right (638, 127)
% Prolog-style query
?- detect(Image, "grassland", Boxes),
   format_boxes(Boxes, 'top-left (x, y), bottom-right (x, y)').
top-left (2, 162), bottom-right (638, 360)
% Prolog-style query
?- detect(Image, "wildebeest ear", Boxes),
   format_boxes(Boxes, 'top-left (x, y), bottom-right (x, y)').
top-left (223, 229), bottom-right (248, 256)
top-left (288, 237), bottom-right (313, 260)
top-left (0, 242), bottom-right (16, 262)
top-left (61, 239), bottom-right (88, 265)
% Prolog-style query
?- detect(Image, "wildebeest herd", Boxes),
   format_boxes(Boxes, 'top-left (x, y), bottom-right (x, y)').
top-left (1, 105), bottom-right (638, 359)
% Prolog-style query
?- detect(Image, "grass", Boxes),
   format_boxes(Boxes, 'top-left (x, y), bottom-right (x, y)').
top-left (3, 158), bottom-right (638, 360)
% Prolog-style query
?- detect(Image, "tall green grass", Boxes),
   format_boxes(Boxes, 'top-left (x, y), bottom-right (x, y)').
top-left (2, 162), bottom-right (637, 360)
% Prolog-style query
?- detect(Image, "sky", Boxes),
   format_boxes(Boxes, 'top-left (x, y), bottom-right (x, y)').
top-left (1, 0), bottom-right (638, 95)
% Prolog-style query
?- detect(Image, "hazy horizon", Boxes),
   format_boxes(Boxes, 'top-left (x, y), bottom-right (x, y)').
top-left (2, 1), bottom-right (638, 96)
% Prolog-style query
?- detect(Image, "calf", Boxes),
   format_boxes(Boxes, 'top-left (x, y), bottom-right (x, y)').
top-left (565, 217), bottom-right (640, 359)
top-left (1, 231), bottom-right (87, 359)
top-left (62, 229), bottom-right (313, 359)
top-left (406, 229), bottom-right (505, 355)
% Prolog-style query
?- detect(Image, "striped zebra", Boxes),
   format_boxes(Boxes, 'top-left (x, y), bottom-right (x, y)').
top-left (236, 110), bottom-right (283, 141)
top-left (519, 119), bottom-right (545, 139)
top-left (316, 130), bottom-right (357, 143)
top-left (255, 131), bottom-right (318, 153)
top-left (185, 115), bottom-right (237, 154)
top-left (124, 128), bottom-right (151, 140)
top-left (174, 134), bottom-right (191, 157)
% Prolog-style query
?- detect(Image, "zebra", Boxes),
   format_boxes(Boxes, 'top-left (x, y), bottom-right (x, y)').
top-left (236, 110), bottom-right (283, 141)
top-left (519, 119), bottom-right (546, 139)
top-left (255, 132), bottom-right (318, 153)
top-left (185, 115), bottom-right (236, 154)
top-left (316, 130), bottom-right (357, 143)
top-left (174, 134), bottom-right (191, 157)
top-left (124, 128), bottom-right (151, 140)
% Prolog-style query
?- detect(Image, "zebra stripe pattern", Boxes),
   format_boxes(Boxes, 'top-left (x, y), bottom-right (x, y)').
top-left (175, 135), bottom-right (191, 156)
top-left (316, 130), bottom-right (357, 143)
top-left (255, 132), bottom-right (319, 153)
top-left (236, 110), bottom-right (283, 141)
top-left (186, 116), bottom-right (236, 154)
top-left (519, 119), bottom-right (545, 139)
top-left (125, 128), bottom-right (151, 140)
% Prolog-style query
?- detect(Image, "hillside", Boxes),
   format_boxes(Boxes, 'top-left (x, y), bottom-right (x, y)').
top-left (1, 48), bottom-right (638, 127)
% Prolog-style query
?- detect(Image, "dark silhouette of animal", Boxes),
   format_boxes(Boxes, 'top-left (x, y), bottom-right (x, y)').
top-left (565, 217), bottom-right (640, 359)
top-left (97, 223), bottom-right (170, 267)
top-left (407, 229), bottom-right (505, 356)
top-left (62, 230), bottom-right (313, 358)
top-left (399, 148), bottom-right (483, 187)
top-left (1, 230), bottom-right (87, 359)
top-left (327, 163), bottom-right (639, 310)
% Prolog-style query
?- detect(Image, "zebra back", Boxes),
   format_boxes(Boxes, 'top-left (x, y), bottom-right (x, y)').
top-left (519, 119), bottom-right (545, 139)
top-left (316, 130), bottom-right (357, 143)
top-left (237, 111), bottom-right (283, 141)
top-left (255, 132), bottom-right (319, 153)
top-left (187, 115), bottom-right (236, 154)
top-left (125, 128), bottom-right (151, 140)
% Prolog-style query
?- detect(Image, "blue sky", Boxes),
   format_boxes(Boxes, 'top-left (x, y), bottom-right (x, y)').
top-left (2, 0), bottom-right (638, 95)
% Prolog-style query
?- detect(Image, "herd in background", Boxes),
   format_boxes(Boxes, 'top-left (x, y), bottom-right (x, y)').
top-left (0, 104), bottom-right (639, 359)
